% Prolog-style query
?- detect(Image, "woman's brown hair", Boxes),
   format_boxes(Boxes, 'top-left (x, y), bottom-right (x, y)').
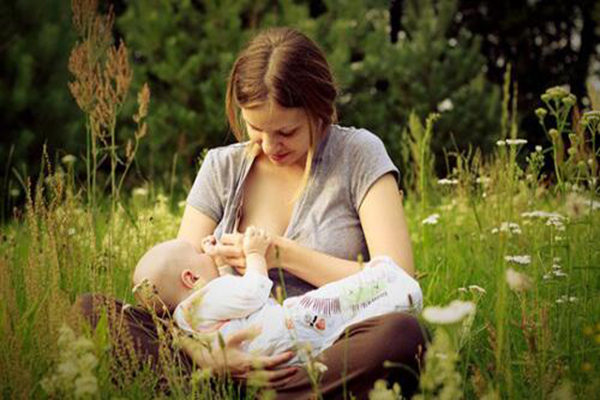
top-left (225, 27), bottom-right (337, 195)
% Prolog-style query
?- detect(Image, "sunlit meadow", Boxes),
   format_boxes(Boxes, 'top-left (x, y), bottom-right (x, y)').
top-left (1, 2), bottom-right (599, 399)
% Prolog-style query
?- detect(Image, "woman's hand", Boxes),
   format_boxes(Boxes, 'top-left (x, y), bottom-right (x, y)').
top-left (178, 327), bottom-right (298, 388)
top-left (213, 232), bottom-right (282, 274)
top-left (212, 233), bottom-right (246, 273)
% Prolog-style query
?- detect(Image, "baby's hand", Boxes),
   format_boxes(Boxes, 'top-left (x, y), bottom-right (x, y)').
top-left (243, 226), bottom-right (271, 257)
top-left (201, 235), bottom-right (218, 254)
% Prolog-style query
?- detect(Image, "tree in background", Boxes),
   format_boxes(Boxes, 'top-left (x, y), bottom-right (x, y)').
top-left (310, 0), bottom-right (500, 178)
top-left (0, 0), bottom-right (80, 186)
top-left (116, 0), bottom-right (314, 183)
top-left (117, 0), bottom-right (250, 182)
top-left (436, 0), bottom-right (599, 148)
top-left (3, 0), bottom-right (597, 196)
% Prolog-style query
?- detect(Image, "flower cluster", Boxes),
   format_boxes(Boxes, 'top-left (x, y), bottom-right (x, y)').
top-left (491, 222), bottom-right (522, 235)
top-left (438, 178), bottom-right (459, 186)
top-left (457, 285), bottom-right (486, 295)
top-left (543, 257), bottom-right (568, 280)
top-left (368, 379), bottom-right (402, 400)
top-left (422, 300), bottom-right (476, 325)
top-left (555, 295), bottom-right (577, 304)
top-left (422, 213), bottom-right (441, 225)
top-left (496, 138), bottom-right (527, 146)
top-left (504, 255), bottom-right (531, 265)
top-left (41, 325), bottom-right (99, 399)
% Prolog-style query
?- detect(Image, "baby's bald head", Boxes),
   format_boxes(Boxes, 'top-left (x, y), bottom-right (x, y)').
top-left (133, 239), bottom-right (219, 312)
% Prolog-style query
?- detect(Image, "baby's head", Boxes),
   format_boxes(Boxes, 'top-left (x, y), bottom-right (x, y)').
top-left (133, 239), bottom-right (219, 313)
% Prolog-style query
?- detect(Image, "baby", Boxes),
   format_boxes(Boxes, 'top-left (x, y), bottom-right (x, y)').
top-left (133, 227), bottom-right (423, 366)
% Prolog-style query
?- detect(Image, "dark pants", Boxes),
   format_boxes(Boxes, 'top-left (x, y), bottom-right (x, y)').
top-left (74, 294), bottom-right (427, 399)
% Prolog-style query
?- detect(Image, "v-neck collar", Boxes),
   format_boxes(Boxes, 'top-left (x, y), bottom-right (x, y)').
top-left (231, 126), bottom-right (332, 238)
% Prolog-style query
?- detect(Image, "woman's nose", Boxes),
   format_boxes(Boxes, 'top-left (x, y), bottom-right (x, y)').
top-left (261, 133), bottom-right (279, 153)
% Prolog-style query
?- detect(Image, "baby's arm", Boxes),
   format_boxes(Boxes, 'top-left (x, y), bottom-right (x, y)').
top-left (242, 226), bottom-right (270, 277)
top-left (177, 228), bottom-right (273, 329)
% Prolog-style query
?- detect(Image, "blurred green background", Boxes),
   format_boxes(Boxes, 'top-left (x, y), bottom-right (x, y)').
top-left (1, 0), bottom-right (599, 206)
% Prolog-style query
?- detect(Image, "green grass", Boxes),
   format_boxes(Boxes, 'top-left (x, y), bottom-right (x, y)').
top-left (0, 150), bottom-right (598, 399)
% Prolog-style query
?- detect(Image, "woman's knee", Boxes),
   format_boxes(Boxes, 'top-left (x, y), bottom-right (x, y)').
top-left (373, 312), bottom-right (427, 366)
top-left (72, 293), bottom-right (111, 329)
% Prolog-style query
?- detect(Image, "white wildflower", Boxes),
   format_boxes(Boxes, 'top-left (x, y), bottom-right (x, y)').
top-left (543, 273), bottom-right (552, 280)
top-left (553, 270), bottom-right (568, 278)
top-left (369, 379), bottom-right (402, 400)
top-left (504, 255), bottom-right (532, 265)
top-left (422, 300), bottom-right (476, 325)
top-left (476, 176), bottom-right (491, 185)
top-left (505, 138), bottom-right (528, 145)
top-left (438, 178), bottom-right (459, 185)
top-left (505, 268), bottom-right (532, 292)
top-left (350, 61), bottom-right (364, 71)
top-left (339, 93), bottom-right (352, 104)
top-left (313, 361), bottom-right (328, 374)
top-left (61, 154), bottom-right (77, 165)
top-left (535, 145), bottom-right (543, 152)
top-left (521, 210), bottom-right (566, 220)
top-left (74, 374), bottom-right (98, 398)
top-left (133, 187), bottom-right (149, 197)
top-left (496, 140), bottom-right (506, 146)
top-left (468, 285), bottom-right (486, 294)
top-left (437, 98), bottom-right (454, 112)
top-left (546, 217), bottom-right (566, 231)
top-left (556, 295), bottom-right (577, 304)
top-left (422, 213), bottom-right (440, 225)
top-left (493, 222), bottom-right (522, 235)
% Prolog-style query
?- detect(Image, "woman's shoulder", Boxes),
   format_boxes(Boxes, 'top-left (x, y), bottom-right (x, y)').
top-left (323, 125), bottom-right (390, 162)
top-left (203, 142), bottom-right (250, 171)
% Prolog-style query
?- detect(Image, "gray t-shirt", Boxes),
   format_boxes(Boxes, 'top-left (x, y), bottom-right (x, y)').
top-left (187, 125), bottom-right (399, 297)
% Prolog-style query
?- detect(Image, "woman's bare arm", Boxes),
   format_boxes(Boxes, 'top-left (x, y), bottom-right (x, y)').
top-left (218, 173), bottom-right (415, 287)
top-left (177, 204), bottom-right (218, 251)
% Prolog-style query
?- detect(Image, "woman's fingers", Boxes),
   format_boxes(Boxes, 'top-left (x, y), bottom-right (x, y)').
top-left (226, 326), bottom-right (262, 349)
top-left (213, 243), bottom-right (244, 258)
top-left (255, 350), bottom-right (295, 369)
top-left (266, 368), bottom-right (300, 388)
top-left (221, 233), bottom-right (243, 246)
top-left (250, 367), bottom-right (298, 387)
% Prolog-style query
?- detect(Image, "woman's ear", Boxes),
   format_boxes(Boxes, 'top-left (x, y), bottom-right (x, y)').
top-left (181, 269), bottom-right (199, 289)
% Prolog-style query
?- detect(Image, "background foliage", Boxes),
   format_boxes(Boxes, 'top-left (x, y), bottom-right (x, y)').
top-left (1, 0), bottom-right (599, 208)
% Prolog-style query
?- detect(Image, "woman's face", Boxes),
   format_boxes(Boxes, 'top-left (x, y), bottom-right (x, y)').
top-left (241, 100), bottom-right (311, 168)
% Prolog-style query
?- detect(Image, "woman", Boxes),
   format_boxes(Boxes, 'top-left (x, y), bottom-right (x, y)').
top-left (77, 27), bottom-right (426, 399)
top-left (178, 27), bottom-right (425, 398)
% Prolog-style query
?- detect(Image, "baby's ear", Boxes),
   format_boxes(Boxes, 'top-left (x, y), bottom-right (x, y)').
top-left (181, 269), bottom-right (198, 289)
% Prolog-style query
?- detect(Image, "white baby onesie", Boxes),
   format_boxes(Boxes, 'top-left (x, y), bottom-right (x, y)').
top-left (174, 256), bottom-right (423, 366)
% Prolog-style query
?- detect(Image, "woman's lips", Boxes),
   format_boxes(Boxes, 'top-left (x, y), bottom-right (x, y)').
top-left (269, 152), bottom-right (290, 162)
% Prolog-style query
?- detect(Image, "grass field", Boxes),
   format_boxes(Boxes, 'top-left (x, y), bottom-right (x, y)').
top-left (1, 103), bottom-right (599, 398)
top-left (1, 6), bottom-right (599, 394)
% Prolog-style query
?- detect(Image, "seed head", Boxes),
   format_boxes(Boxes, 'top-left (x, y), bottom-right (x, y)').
top-left (535, 108), bottom-right (547, 120)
